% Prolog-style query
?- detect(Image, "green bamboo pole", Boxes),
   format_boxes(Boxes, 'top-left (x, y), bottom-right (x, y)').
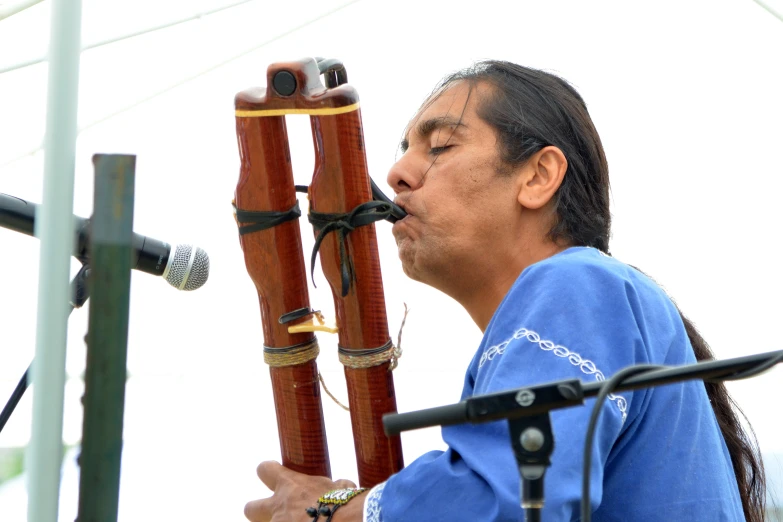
top-left (76, 154), bottom-right (136, 522)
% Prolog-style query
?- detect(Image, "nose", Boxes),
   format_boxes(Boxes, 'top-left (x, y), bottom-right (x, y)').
top-left (387, 154), bottom-right (422, 194)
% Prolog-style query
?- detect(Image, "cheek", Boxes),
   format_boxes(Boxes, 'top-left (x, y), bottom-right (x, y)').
top-left (424, 184), bottom-right (473, 222)
top-left (419, 164), bottom-right (510, 236)
top-left (460, 194), bottom-right (517, 242)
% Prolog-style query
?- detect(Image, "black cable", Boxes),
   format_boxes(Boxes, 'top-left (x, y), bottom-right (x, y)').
top-left (0, 265), bottom-right (88, 436)
top-left (580, 352), bottom-right (783, 522)
top-left (581, 365), bottom-right (665, 522)
top-left (0, 362), bottom-right (30, 433)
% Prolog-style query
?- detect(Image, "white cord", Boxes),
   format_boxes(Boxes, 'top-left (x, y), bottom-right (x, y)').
top-left (751, 0), bottom-right (783, 22)
top-left (0, 0), bottom-right (260, 74)
top-left (0, 0), bottom-right (362, 169)
top-left (0, 0), bottom-right (44, 22)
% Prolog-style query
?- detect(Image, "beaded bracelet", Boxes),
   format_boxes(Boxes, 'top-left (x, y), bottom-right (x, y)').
top-left (305, 487), bottom-right (368, 521)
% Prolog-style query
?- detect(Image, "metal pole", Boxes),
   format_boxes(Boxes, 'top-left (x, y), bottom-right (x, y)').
top-left (76, 154), bottom-right (135, 522)
top-left (26, 0), bottom-right (82, 520)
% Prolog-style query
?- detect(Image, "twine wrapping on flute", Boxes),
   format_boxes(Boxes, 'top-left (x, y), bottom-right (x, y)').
top-left (308, 201), bottom-right (395, 297)
top-left (338, 341), bottom-right (396, 369)
top-left (337, 303), bottom-right (408, 370)
top-left (318, 304), bottom-right (410, 411)
top-left (263, 340), bottom-right (320, 367)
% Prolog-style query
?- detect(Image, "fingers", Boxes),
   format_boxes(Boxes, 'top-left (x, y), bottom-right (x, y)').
top-left (256, 461), bottom-right (286, 490)
top-left (250, 460), bottom-right (358, 522)
top-left (244, 498), bottom-right (273, 522)
top-left (256, 460), bottom-right (354, 491)
top-left (333, 478), bottom-right (358, 489)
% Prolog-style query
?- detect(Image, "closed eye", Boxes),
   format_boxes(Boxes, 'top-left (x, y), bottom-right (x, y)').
top-left (429, 145), bottom-right (453, 156)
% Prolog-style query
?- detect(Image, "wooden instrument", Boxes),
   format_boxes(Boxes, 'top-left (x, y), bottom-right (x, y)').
top-left (233, 57), bottom-right (404, 487)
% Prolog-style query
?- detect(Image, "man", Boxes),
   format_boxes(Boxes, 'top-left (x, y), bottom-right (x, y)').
top-left (244, 61), bottom-right (763, 521)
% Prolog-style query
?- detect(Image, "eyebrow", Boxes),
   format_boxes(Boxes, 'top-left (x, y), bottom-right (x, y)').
top-left (400, 116), bottom-right (467, 153)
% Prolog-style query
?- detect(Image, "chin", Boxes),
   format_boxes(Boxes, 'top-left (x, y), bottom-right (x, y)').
top-left (396, 251), bottom-right (422, 283)
top-left (400, 265), bottom-right (417, 281)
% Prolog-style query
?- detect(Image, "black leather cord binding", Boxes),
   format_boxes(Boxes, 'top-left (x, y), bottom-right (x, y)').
top-left (279, 307), bottom-right (319, 325)
top-left (234, 201), bottom-right (301, 236)
top-left (308, 201), bottom-right (393, 297)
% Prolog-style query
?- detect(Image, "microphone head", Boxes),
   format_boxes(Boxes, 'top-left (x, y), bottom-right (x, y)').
top-left (163, 244), bottom-right (210, 291)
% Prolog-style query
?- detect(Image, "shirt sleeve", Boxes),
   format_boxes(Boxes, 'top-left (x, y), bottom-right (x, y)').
top-left (365, 255), bottom-right (669, 522)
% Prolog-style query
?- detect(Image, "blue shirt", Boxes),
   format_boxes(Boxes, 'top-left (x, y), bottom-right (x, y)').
top-left (364, 247), bottom-right (744, 521)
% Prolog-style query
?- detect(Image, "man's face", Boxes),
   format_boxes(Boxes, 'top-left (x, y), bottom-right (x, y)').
top-left (387, 81), bottom-right (521, 294)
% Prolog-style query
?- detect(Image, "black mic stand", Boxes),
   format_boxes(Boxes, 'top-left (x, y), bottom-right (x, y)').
top-left (0, 262), bottom-right (90, 434)
top-left (382, 351), bottom-right (783, 521)
top-left (510, 414), bottom-right (553, 522)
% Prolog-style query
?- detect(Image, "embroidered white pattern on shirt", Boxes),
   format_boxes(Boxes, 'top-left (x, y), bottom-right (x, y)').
top-left (478, 327), bottom-right (628, 421)
top-left (363, 481), bottom-right (385, 522)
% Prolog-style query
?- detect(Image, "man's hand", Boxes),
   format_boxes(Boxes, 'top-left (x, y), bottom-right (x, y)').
top-left (244, 461), bottom-right (367, 522)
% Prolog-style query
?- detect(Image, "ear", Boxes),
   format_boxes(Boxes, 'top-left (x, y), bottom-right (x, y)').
top-left (516, 146), bottom-right (568, 210)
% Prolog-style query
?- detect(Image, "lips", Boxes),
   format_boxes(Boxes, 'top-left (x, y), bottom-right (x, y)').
top-left (394, 198), bottom-right (412, 217)
top-left (391, 200), bottom-right (412, 236)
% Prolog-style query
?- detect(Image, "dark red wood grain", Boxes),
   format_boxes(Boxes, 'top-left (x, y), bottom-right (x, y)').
top-left (234, 57), bottom-right (403, 487)
top-left (310, 110), bottom-right (404, 488)
top-left (235, 111), bottom-right (330, 478)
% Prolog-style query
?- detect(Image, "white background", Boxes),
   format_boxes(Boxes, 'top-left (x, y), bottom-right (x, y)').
top-left (0, 0), bottom-right (782, 519)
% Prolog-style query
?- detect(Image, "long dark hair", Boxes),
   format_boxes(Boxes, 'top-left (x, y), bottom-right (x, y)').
top-left (435, 60), bottom-right (766, 521)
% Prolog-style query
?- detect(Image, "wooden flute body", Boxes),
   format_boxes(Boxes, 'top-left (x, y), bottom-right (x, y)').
top-left (234, 57), bottom-right (403, 487)
top-left (234, 85), bottom-right (330, 478)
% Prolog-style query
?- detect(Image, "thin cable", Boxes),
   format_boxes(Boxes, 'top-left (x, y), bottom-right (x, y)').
top-left (581, 365), bottom-right (664, 522)
top-left (0, 0), bottom-right (361, 169)
top-left (0, 262), bottom-right (88, 437)
top-left (0, 363), bottom-right (30, 433)
top-left (580, 351), bottom-right (783, 521)
top-left (0, 0), bottom-right (43, 22)
top-left (0, 0), bottom-right (259, 74)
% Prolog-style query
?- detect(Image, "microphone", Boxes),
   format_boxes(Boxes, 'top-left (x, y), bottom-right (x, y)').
top-left (0, 192), bottom-right (209, 291)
